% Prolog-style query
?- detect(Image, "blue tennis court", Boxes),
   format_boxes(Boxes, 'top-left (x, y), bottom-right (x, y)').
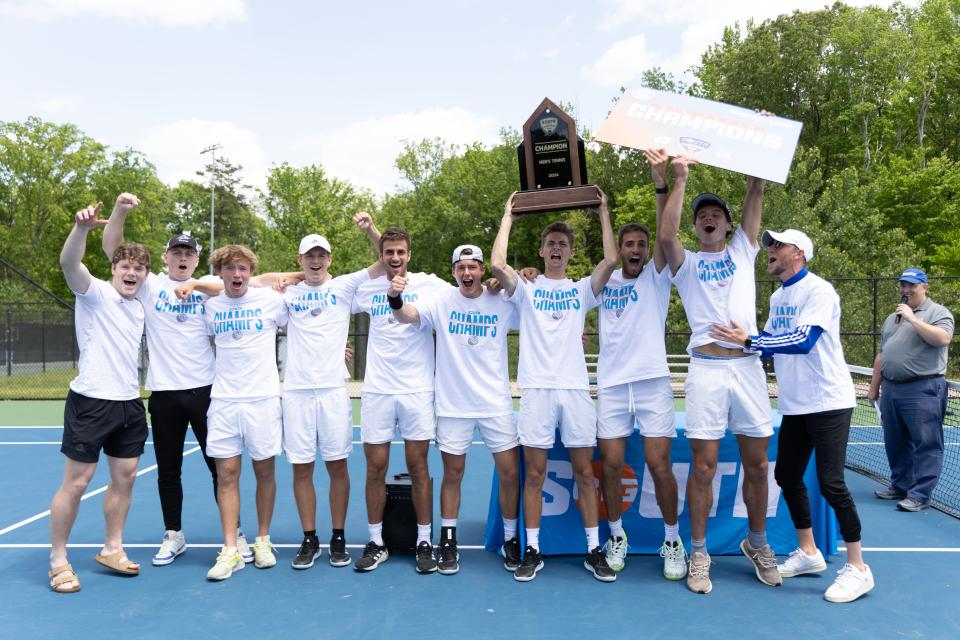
top-left (1, 403), bottom-right (958, 639)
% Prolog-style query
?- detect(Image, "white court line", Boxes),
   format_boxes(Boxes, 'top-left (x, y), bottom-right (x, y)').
top-left (839, 547), bottom-right (960, 552)
top-left (0, 543), bottom-right (489, 550)
top-left (0, 446), bottom-right (201, 537)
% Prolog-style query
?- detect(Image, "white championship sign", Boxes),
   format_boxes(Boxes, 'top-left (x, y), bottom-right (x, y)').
top-left (595, 88), bottom-right (803, 184)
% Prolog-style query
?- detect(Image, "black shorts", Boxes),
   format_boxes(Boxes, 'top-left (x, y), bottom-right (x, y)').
top-left (61, 390), bottom-right (149, 463)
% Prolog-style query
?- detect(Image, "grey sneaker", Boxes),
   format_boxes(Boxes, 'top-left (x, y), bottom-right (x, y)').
top-left (740, 539), bottom-right (782, 586)
top-left (328, 533), bottom-right (351, 567)
top-left (875, 487), bottom-right (906, 500)
top-left (354, 541), bottom-right (389, 572)
top-left (897, 497), bottom-right (929, 512)
top-left (687, 551), bottom-right (712, 594)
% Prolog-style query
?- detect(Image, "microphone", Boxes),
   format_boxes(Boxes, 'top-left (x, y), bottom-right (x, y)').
top-left (895, 294), bottom-right (908, 324)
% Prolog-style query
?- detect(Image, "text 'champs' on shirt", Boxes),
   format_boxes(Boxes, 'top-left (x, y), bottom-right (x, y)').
top-left (353, 272), bottom-right (452, 394)
top-left (510, 274), bottom-right (598, 390)
top-left (205, 287), bottom-right (288, 401)
top-left (672, 226), bottom-right (759, 352)
top-left (137, 272), bottom-right (219, 391)
top-left (70, 278), bottom-right (145, 401)
top-left (416, 287), bottom-right (515, 417)
top-left (598, 265), bottom-right (672, 387)
top-left (283, 268), bottom-right (370, 390)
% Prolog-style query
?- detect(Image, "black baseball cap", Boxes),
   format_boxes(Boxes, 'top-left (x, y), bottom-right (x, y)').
top-left (691, 193), bottom-right (732, 222)
top-left (165, 233), bottom-right (201, 252)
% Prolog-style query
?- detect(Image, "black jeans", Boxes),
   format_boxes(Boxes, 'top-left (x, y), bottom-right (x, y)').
top-left (774, 408), bottom-right (862, 543)
top-left (148, 385), bottom-right (218, 531)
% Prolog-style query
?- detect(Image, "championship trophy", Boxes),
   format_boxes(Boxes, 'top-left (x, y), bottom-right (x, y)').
top-left (513, 98), bottom-right (602, 214)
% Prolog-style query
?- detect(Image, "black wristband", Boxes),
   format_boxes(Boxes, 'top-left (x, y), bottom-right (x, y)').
top-left (743, 337), bottom-right (752, 350)
top-left (654, 185), bottom-right (669, 195)
top-left (387, 294), bottom-right (403, 310)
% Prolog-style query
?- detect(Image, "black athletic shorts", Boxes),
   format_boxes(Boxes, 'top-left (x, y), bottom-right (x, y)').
top-left (61, 390), bottom-right (149, 463)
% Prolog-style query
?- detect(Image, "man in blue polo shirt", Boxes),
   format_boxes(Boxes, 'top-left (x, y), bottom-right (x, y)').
top-left (867, 268), bottom-right (954, 512)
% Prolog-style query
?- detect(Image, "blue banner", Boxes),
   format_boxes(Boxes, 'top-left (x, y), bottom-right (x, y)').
top-left (485, 420), bottom-right (839, 557)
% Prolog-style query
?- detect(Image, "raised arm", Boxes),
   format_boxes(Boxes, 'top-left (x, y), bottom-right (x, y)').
top-left (645, 148), bottom-right (669, 271)
top-left (61, 203), bottom-right (107, 294)
top-left (101, 193), bottom-right (141, 259)
top-left (353, 211), bottom-right (386, 278)
top-left (490, 194), bottom-right (519, 296)
top-left (590, 189), bottom-right (618, 296)
top-left (741, 175), bottom-right (765, 245)
top-left (658, 156), bottom-right (694, 276)
top-left (386, 274), bottom-right (421, 325)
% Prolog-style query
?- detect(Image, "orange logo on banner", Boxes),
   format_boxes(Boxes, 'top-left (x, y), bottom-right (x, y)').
top-left (574, 461), bottom-right (639, 520)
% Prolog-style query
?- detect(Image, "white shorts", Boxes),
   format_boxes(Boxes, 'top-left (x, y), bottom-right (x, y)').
top-left (597, 376), bottom-right (676, 439)
top-left (282, 387), bottom-right (353, 463)
top-left (206, 397), bottom-right (283, 461)
top-left (684, 355), bottom-right (773, 440)
top-left (360, 391), bottom-right (435, 444)
top-left (436, 414), bottom-right (519, 455)
top-left (518, 388), bottom-right (597, 449)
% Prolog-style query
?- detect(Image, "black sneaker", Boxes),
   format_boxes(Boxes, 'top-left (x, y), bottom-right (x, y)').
top-left (415, 541), bottom-right (438, 574)
top-left (328, 534), bottom-right (351, 567)
top-left (437, 539), bottom-right (459, 575)
top-left (354, 541), bottom-right (389, 572)
top-left (501, 537), bottom-right (521, 572)
top-left (291, 536), bottom-right (320, 570)
top-left (585, 546), bottom-right (616, 582)
top-left (514, 546), bottom-right (544, 582)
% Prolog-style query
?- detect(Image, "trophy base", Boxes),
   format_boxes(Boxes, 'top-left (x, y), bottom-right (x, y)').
top-left (512, 185), bottom-right (602, 215)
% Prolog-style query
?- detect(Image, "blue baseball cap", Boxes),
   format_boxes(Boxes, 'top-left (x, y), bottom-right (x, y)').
top-left (898, 268), bottom-right (928, 284)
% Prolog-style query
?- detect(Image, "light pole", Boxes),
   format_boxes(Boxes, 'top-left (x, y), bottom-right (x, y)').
top-left (200, 143), bottom-right (222, 274)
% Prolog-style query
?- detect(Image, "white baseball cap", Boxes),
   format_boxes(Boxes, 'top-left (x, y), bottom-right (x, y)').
top-left (298, 234), bottom-right (332, 255)
top-left (451, 244), bottom-right (484, 264)
top-left (762, 229), bottom-right (813, 261)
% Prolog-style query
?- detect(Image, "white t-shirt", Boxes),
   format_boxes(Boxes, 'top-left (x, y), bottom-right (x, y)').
top-left (598, 265), bottom-right (672, 387)
top-left (69, 278), bottom-right (144, 401)
top-left (204, 287), bottom-right (288, 402)
top-left (415, 287), bottom-right (515, 417)
top-left (509, 274), bottom-right (599, 390)
top-left (283, 269), bottom-right (370, 391)
top-left (672, 226), bottom-right (760, 352)
top-left (137, 272), bottom-right (219, 391)
top-left (353, 272), bottom-right (451, 395)
top-left (765, 271), bottom-right (855, 414)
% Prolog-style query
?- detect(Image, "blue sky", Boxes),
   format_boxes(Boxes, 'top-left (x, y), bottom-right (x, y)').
top-left (0, 0), bottom-right (915, 196)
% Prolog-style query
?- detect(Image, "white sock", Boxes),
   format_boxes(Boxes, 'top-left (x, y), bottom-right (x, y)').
top-left (585, 526), bottom-right (600, 552)
top-left (417, 523), bottom-right (432, 545)
top-left (608, 518), bottom-right (624, 538)
top-left (664, 522), bottom-right (680, 543)
top-left (368, 522), bottom-right (384, 547)
top-left (526, 528), bottom-right (540, 552)
top-left (440, 518), bottom-right (457, 528)
top-left (503, 518), bottom-right (518, 541)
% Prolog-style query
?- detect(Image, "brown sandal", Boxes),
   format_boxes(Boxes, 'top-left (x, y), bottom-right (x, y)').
top-left (49, 563), bottom-right (81, 593)
top-left (95, 550), bottom-right (140, 575)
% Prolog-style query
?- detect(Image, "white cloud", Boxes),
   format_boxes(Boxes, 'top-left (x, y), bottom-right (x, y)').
top-left (294, 108), bottom-right (501, 195)
top-left (36, 96), bottom-right (76, 113)
top-left (0, 0), bottom-right (247, 26)
top-left (589, 0), bottom-right (925, 86)
top-left (581, 34), bottom-right (658, 88)
top-left (137, 119), bottom-right (269, 189)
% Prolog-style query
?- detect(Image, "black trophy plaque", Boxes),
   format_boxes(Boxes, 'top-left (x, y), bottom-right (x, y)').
top-left (514, 98), bottom-right (601, 214)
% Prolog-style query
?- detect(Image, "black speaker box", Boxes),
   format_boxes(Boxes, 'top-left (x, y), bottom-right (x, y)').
top-left (383, 473), bottom-right (432, 554)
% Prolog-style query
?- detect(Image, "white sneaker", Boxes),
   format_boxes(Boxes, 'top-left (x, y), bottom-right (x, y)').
top-left (778, 547), bottom-right (827, 578)
top-left (603, 533), bottom-right (629, 572)
top-left (824, 563), bottom-right (874, 603)
top-left (207, 547), bottom-right (244, 581)
top-left (659, 540), bottom-right (688, 580)
top-left (152, 530), bottom-right (186, 566)
top-left (253, 535), bottom-right (277, 569)
top-left (237, 529), bottom-right (253, 564)
top-left (687, 551), bottom-right (712, 594)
